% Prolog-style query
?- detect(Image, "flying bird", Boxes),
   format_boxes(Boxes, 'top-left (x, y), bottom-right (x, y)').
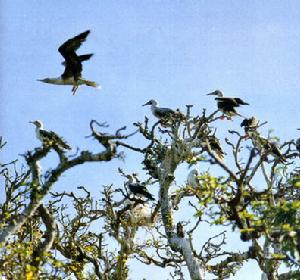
top-left (207, 90), bottom-right (249, 119)
top-left (38, 30), bottom-right (99, 95)
top-left (143, 99), bottom-right (185, 123)
top-left (126, 175), bottom-right (155, 201)
top-left (30, 120), bottom-right (71, 150)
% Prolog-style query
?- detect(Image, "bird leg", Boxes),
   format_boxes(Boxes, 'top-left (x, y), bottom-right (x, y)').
top-left (71, 84), bottom-right (79, 95)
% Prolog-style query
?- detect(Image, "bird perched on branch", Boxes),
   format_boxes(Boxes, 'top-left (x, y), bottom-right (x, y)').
top-left (125, 175), bottom-right (155, 201)
top-left (143, 99), bottom-right (185, 123)
top-left (296, 129), bottom-right (300, 153)
top-left (207, 90), bottom-right (249, 119)
top-left (186, 169), bottom-right (200, 188)
top-left (206, 135), bottom-right (225, 160)
top-left (240, 117), bottom-right (259, 134)
top-left (249, 131), bottom-right (285, 163)
top-left (38, 30), bottom-right (99, 94)
top-left (30, 120), bottom-right (71, 150)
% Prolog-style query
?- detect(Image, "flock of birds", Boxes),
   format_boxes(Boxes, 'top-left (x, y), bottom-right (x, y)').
top-left (31, 30), bottom-right (300, 203)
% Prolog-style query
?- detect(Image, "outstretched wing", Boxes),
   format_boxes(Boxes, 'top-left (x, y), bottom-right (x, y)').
top-left (58, 30), bottom-right (90, 80)
top-left (58, 30), bottom-right (90, 58)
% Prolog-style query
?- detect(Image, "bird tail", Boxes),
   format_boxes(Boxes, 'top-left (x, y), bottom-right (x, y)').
top-left (80, 79), bottom-right (101, 89)
top-left (215, 151), bottom-right (225, 161)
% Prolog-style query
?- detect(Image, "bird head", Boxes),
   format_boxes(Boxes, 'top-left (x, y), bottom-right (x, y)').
top-left (29, 120), bottom-right (43, 128)
top-left (143, 99), bottom-right (158, 106)
top-left (189, 169), bottom-right (199, 177)
top-left (126, 174), bottom-right (133, 180)
top-left (207, 90), bottom-right (223, 97)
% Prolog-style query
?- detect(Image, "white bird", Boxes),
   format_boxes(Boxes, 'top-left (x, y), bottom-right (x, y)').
top-left (186, 169), bottom-right (200, 188)
top-left (123, 201), bottom-right (156, 226)
top-left (143, 99), bottom-right (184, 121)
top-left (30, 120), bottom-right (71, 150)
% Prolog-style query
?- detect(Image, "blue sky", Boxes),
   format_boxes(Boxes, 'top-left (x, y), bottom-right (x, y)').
top-left (1, 1), bottom-right (300, 279)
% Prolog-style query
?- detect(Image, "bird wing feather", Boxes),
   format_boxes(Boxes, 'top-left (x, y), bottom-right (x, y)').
top-left (58, 30), bottom-right (90, 58)
top-left (40, 130), bottom-right (71, 150)
top-left (155, 108), bottom-right (175, 118)
top-left (129, 184), bottom-right (154, 200)
top-left (58, 30), bottom-right (90, 80)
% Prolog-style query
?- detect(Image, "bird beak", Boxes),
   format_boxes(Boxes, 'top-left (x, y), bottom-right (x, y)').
top-left (29, 121), bottom-right (36, 126)
top-left (143, 101), bottom-right (151, 106)
top-left (207, 91), bottom-right (216, 96)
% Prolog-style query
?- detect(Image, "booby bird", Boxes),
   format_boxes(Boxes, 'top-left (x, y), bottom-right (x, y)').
top-left (30, 120), bottom-right (71, 150)
top-left (143, 100), bottom-right (185, 122)
top-left (240, 117), bottom-right (259, 133)
top-left (249, 131), bottom-right (285, 163)
top-left (207, 135), bottom-right (225, 160)
top-left (38, 30), bottom-right (99, 95)
top-left (207, 90), bottom-right (249, 119)
top-left (126, 175), bottom-right (155, 201)
top-left (186, 169), bottom-right (200, 188)
top-left (296, 129), bottom-right (300, 153)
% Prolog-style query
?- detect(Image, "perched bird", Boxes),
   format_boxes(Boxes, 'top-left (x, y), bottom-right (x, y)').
top-left (176, 222), bottom-right (185, 238)
top-left (240, 117), bottom-right (259, 133)
top-left (266, 141), bottom-right (285, 163)
top-left (206, 135), bottom-right (225, 160)
top-left (249, 131), bottom-right (285, 163)
top-left (126, 175), bottom-right (155, 201)
top-left (143, 99), bottom-right (185, 122)
top-left (296, 129), bottom-right (300, 153)
top-left (38, 30), bottom-right (99, 94)
top-left (30, 120), bottom-right (71, 150)
top-left (130, 203), bottom-right (153, 225)
top-left (186, 169), bottom-right (200, 188)
top-left (207, 90), bottom-right (249, 119)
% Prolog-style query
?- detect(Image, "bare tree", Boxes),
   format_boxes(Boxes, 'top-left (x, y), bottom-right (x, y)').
top-left (0, 105), bottom-right (299, 280)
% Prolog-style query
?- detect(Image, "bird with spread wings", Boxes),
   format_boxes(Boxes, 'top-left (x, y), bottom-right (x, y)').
top-left (38, 30), bottom-right (99, 94)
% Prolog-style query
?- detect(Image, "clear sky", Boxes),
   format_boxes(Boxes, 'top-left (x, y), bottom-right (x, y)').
top-left (1, 1), bottom-right (300, 279)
